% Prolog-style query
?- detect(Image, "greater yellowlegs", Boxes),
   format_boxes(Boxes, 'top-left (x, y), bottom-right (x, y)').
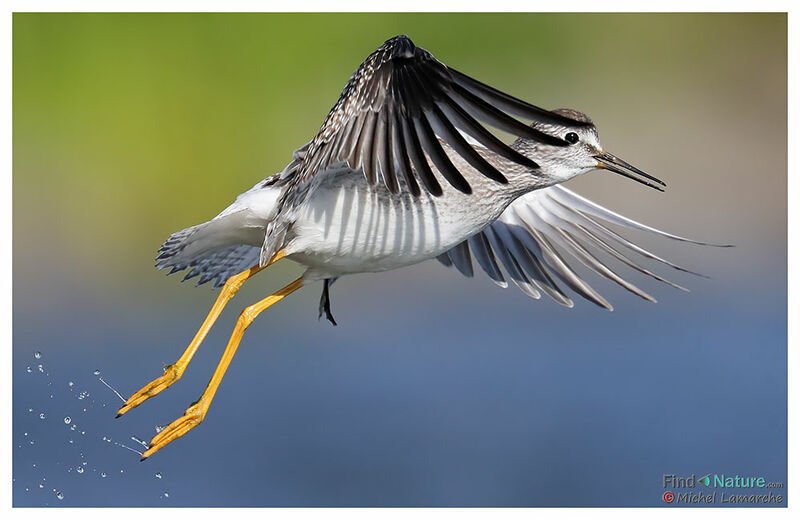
top-left (117, 35), bottom-right (717, 459)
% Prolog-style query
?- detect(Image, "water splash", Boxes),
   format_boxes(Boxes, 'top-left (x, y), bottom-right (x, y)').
top-left (113, 442), bottom-right (143, 457)
top-left (97, 376), bottom-right (126, 404)
top-left (17, 351), bottom-right (174, 503)
top-left (130, 436), bottom-right (150, 450)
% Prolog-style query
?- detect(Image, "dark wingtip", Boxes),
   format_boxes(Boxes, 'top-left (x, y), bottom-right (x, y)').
top-left (389, 34), bottom-right (412, 43)
top-left (139, 456), bottom-right (148, 462)
top-left (386, 35), bottom-right (416, 58)
top-left (115, 413), bottom-right (122, 419)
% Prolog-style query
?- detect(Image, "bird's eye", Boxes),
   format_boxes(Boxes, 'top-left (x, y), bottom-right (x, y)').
top-left (565, 132), bottom-right (579, 144)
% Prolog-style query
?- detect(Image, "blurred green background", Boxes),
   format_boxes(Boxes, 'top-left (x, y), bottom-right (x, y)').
top-left (13, 13), bottom-right (786, 506)
top-left (14, 13), bottom-right (785, 295)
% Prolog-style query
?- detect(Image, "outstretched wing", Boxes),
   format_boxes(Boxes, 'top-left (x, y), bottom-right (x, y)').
top-left (296, 34), bottom-right (590, 197)
top-left (436, 185), bottom-right (723, 309)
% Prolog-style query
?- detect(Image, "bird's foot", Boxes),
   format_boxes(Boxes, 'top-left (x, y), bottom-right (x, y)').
top-left (116, 363), bottom-right (183, 417)
top-left (140, 398), bottom-right (208, 460)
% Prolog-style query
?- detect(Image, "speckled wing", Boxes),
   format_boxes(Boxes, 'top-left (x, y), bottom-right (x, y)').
top-left (296, 34), bottom-right (588, 197)
top-left (437, 186), bottom-right (721, 309)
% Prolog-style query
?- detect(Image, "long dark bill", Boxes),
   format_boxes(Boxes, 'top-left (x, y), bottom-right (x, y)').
top-left (595, 152), bottom-right (666, 192)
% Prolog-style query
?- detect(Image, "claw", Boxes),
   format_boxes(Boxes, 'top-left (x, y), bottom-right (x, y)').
top-left (116, 364), bottom-right (183, 417)
top-left (140, 400), bottom-right (207, 459)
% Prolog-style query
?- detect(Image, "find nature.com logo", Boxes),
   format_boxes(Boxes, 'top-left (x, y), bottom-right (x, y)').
top-left (661, 474), bottom-right (784, 505)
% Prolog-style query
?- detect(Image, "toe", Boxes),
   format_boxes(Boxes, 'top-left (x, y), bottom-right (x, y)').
top-left (115, 368), bottom-right (181, 417)
top-left (140, 404), bottom-right (206, 459)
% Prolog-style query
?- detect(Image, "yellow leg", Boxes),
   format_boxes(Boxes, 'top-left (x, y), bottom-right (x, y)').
top-left (116, 249), bottom-right (287, 417)
top-left (140, 276), bottom-right (305, 460)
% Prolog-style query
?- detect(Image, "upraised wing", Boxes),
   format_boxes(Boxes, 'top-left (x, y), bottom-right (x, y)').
top-left (296, 34), bottom-right (590, 197)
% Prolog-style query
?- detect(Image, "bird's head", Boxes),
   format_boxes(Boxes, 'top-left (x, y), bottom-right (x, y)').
top-left (515, 108), bottom-right (665, 191)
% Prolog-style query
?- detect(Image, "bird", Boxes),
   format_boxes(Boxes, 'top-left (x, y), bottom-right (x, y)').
top-left (116, 35), bottom-right (722, 459)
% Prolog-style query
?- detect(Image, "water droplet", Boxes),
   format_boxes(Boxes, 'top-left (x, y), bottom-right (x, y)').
top-left (76, 467), bottom-right (84, 474)
top-left (82, 461), bottom-right (87, 466)
top-left (93, 369), bottom-right (101, 376)
top-left (70, 424), bottom-right (76, 431)
top-left (56, 491), bottom-right (64, 500)
top-left (32, 463), bottom-right (36, 468)
top-left (68, 381), bottom-right (74, 388)
top-left (161, 491), bottom-right (170, 499)
top-left (154, 425), bottom-right (165, 434)
top-left (39, 413), bottom-right (45, 420)
top-left (27, 408), bottom-right (33, 413)
top-left (63, 416), bottom-right (71, 425)
top-left (131, 436), bottom-right (149, 449)
top-left (37, 364), bottom-right (43, 372)
top-left (34, 351), bottom-right (41, 359)
top-left (26, 366), bottom-right (32, 373)
top-left (155, 472), bottom-right (162, 479)
top-left (38, 483), bottom-right (44, 489)
top-left (100, 472), bottom-right (107, 478)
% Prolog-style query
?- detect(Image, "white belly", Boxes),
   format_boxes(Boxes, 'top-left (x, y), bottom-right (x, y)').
top-left (285, 166), bottom-right (519, 277)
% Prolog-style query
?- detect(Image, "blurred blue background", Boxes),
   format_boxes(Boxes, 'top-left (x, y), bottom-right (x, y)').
top-left (13, 13), bottom-right (786, 506)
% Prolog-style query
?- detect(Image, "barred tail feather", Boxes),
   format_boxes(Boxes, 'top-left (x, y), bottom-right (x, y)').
top-left (155, 177), bottom-right (288, 288)
top-left (155, 219), bottom-right (262, 288)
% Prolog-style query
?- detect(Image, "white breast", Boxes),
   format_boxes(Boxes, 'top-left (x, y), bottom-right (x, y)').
top-left (285, 165), bottom-right (519, 278)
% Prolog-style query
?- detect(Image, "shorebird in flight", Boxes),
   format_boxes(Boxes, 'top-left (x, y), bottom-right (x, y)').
top-left (116, 35), bottom-right (717, 459)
